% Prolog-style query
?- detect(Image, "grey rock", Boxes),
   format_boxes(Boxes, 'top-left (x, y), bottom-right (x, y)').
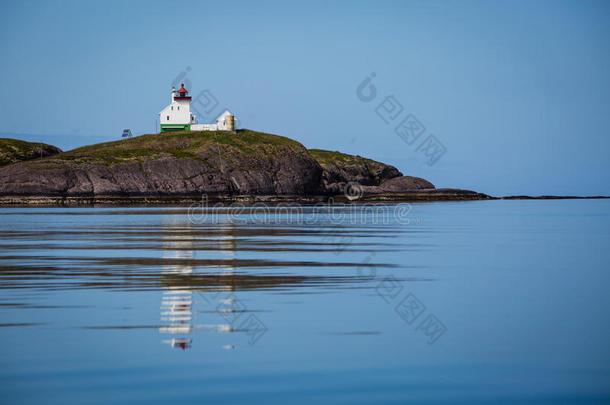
top-left (0, 132), bottom-right (446, 198)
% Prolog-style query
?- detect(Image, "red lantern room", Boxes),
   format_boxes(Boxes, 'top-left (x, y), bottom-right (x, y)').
top-left (173, 83), bottom-right (191, 100)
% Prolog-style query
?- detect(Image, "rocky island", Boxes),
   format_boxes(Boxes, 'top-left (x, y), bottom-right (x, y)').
top-left (0, 130), bottom-right (489, 205)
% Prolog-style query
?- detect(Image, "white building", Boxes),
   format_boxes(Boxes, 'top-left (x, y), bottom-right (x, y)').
top-left (192, 110), bottom-right (235, 132)
top-left (159, 84), bottom-right (235, 133)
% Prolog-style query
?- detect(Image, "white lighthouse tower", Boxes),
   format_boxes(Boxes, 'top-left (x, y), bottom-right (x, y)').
top-left (159, 83), bottom-right (196, 132)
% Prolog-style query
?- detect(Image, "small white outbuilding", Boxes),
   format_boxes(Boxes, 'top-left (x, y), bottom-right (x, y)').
top-left (191, 110), bottom-right (235, 132)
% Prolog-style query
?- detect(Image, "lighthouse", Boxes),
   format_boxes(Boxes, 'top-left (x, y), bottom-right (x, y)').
top-left (159, 84), bottom-right (196, 132)
top-left (159, 84), bottom-right (236, 133)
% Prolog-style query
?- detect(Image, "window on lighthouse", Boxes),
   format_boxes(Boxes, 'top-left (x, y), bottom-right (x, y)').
top-left (167, 116), bottom-right (169, 121)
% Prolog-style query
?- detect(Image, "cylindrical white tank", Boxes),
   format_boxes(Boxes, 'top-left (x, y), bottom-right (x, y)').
top-left (227, 114), bottom-right (235, 132)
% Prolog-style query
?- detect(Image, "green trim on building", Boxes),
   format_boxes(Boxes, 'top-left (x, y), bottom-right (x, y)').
top-left (160, 124), bottom-right (191, 132)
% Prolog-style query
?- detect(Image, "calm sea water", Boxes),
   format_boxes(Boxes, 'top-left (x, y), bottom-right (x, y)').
top-left (0, 200), bottom-right (609, 404)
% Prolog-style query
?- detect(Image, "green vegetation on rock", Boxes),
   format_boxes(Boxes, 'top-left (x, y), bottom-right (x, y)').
top-left (309, 149), bottom-right (370, 164)
top-left (308, 149), bottom-right (391, 171)
top-left (57, 129), bottom-right (305, 163)
top-left (0, 138), bottom-right (62, 167)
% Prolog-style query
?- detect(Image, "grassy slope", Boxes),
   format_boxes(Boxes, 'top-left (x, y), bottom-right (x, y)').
top-left (56, 129), bottom-right (305, 164)
top-left (0, 138), bottom-right (61, 166)
top-left (308, 148), bottom-right (393, 171)
top-left (4, 132), bottom-right (394, 177)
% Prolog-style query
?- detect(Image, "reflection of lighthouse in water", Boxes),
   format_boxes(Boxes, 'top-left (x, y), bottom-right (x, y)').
top-left (160, 221), bottom-right (195, 350)
top-left (159, 219), bottom-right (237, 350)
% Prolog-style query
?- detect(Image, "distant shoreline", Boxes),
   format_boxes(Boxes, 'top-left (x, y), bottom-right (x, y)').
top-left (0, 193), bottom-right (607, 207)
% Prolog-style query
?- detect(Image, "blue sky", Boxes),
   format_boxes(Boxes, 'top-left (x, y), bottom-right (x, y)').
top-left (0, 0), bottom-right (608, 196)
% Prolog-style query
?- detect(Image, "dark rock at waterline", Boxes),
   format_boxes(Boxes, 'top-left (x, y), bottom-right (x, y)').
top-left (376, 176), bottom-right (435, 192)
top-left (307, 148), bottom-right (404, 195)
